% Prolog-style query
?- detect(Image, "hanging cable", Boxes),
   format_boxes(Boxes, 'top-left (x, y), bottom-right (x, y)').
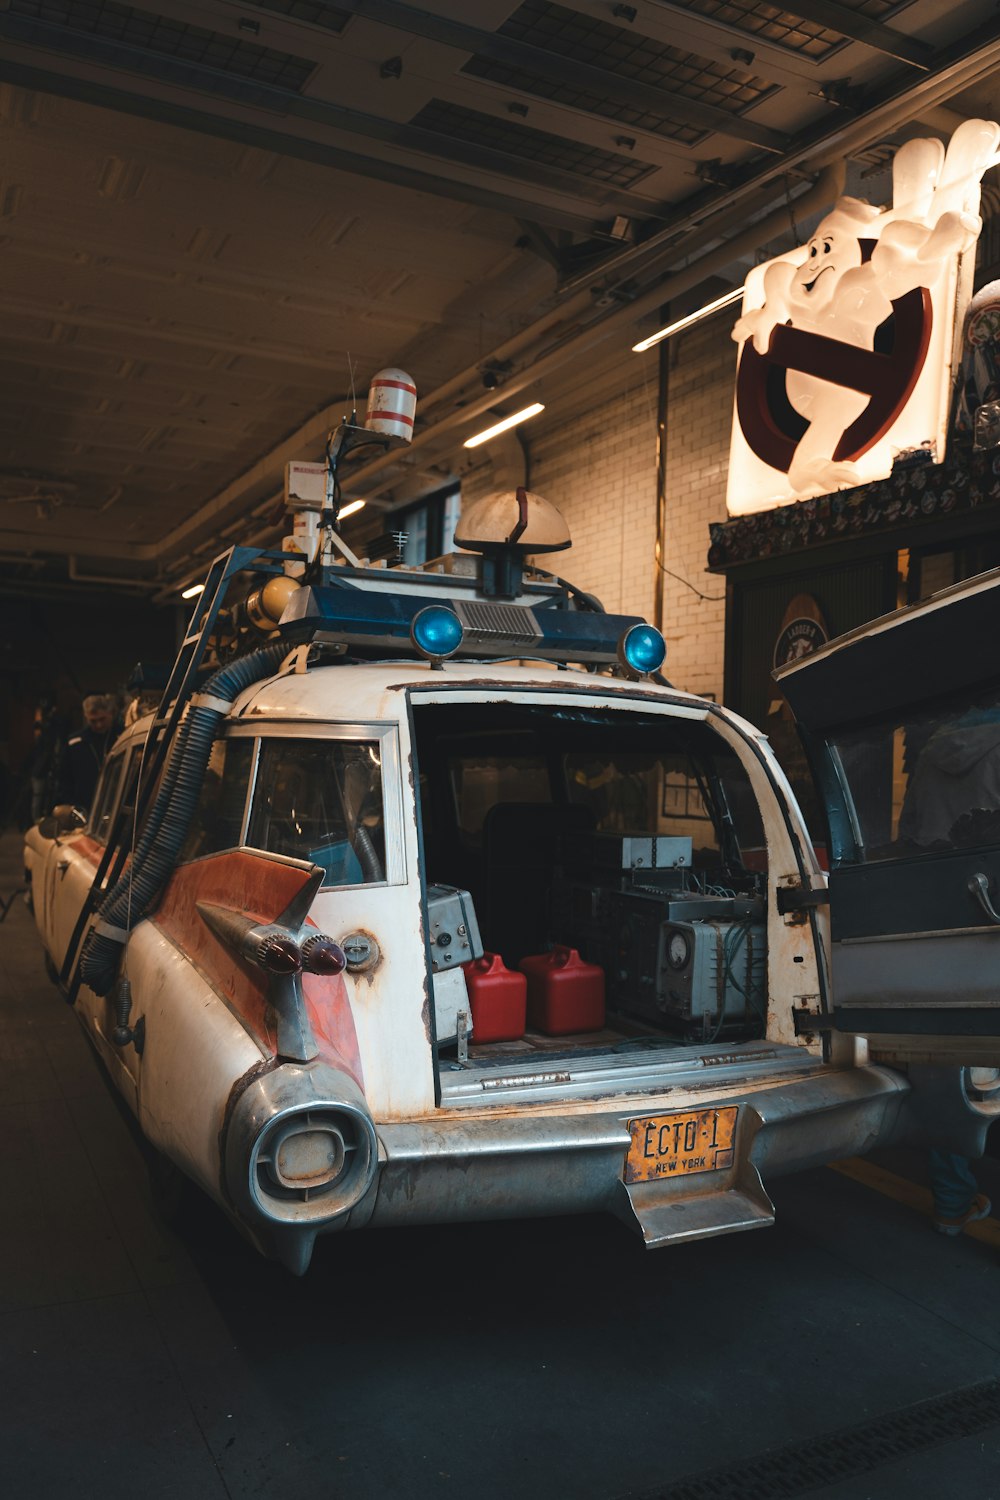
top-left (656, 556), bottom-right (725, 602)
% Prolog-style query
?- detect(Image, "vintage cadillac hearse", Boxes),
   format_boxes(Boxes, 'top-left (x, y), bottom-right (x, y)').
top-left (23, 489), bottom-right (1000, 1273)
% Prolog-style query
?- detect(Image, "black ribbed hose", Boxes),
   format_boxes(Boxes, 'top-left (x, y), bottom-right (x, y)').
top-left (352, 822), bottom-right (384, 884)
top-left (81, 644), bottom-right (289, 996)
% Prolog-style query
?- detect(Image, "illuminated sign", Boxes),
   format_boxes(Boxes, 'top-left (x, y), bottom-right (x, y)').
top-left (726, 120), bottom-right (1000, 516)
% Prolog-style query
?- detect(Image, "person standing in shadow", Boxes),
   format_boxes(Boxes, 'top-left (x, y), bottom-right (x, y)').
top-left (56, 693), bottom-right (121, 814)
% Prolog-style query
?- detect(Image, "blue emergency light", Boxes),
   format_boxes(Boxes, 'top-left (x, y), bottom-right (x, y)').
top-left (279, 579), bottom-right (656, 668)
top-left (618, 623), bottom-right (667, 677)
top-left (410, 605), bottom-right (464, 661)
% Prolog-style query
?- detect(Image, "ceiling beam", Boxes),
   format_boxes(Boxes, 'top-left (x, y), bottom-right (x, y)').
top-left (550, 14), bottom-right (1000, 299)
top-left (336, 22), bottom-right (1000, 484)
top-left (0, 56), bottom-right (601, 237)
top-left (758, 0), bottom-right (934, 70)
top-left (306, 0), bottom-right (792, 153)
top-left (0, 13), bottom-right (656, 209)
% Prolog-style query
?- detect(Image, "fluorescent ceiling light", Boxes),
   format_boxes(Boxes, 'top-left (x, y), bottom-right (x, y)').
top-left (632, 286), bottom-right (745, 353)
top-left (181, 582), bottom-right (204, 599)
top-left (463, 402), bottom-right (545, 449)
top-left (338, 498), bottom-right (366, 519)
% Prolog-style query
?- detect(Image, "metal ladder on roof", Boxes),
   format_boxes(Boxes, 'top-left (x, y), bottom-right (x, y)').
top-left (61, 544), bottom-right (287, 999)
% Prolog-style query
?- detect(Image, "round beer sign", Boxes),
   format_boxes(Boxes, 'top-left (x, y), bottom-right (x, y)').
top-left (773, 615), bottom-right (828, 670)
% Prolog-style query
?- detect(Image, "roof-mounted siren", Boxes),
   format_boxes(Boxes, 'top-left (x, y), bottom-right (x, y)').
top-left (365, 367), bottom-right (417, 445)
top-left (454, 485), bottom-right (571, 599)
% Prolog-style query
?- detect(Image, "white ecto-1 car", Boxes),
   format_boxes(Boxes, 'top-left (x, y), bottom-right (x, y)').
top-left (24, 489), bottom-right (1000, 1273)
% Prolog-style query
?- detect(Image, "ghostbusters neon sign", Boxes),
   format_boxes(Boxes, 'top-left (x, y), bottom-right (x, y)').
top-left (726, 120), bottom-right (1000, 515)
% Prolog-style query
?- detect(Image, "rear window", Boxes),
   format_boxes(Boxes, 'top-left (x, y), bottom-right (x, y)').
top-left (420, 705), bottom-right (764, 878)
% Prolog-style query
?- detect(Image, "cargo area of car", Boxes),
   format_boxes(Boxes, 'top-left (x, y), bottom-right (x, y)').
top-left (411, 699), bottom-right (774, 1087)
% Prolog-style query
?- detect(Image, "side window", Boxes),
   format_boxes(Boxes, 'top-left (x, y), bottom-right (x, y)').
top-left (245, 738), bottom-right (387, 886)
top-left (90, 751), bottom-right (127, 845)
top-left (829, 688), bottom-right (1000, 862)
top-left (178, 737), bottom-right (255, 862)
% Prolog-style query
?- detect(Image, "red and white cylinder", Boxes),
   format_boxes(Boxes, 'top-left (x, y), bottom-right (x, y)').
top-left (366, 368), bottom-right (417, 442)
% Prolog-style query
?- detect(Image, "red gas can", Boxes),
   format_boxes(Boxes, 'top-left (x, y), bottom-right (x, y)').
top-left (463, 952), bottom-right (527, 1043)
top-left (518, 946), bottom-right (605, 1036)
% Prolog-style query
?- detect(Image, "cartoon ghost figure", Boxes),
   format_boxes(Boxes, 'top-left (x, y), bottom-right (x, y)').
top-left (733, 120), bottom-right (1000, 495)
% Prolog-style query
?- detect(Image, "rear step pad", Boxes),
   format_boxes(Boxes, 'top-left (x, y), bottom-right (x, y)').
top-left (617, 1162), bottom-right (774, 1246)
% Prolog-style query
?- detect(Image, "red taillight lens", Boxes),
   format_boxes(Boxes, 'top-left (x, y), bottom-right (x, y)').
top-left (301, 935), bottom-right (347, 975)
top-left (257, 935), bottom-right (302, 974)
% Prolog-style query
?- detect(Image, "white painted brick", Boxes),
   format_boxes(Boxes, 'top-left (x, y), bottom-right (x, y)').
top-left (454, 335), bottom-right (733, 698)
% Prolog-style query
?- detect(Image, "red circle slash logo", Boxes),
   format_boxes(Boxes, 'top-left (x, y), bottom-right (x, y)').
top-left (736, 287), bottom-right (933, 474)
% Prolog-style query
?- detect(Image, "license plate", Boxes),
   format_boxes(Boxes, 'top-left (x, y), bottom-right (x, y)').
top-left (625, 1106), bottom-right (738, 1184)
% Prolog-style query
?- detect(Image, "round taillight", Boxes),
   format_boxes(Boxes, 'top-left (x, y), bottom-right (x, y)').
top-left (256, 934), bottom-right (302, 974)
top-left (301, 935), bottom-right (347, 975)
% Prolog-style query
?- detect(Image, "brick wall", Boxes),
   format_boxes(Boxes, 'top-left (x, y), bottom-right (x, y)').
top-left (527, 372), bottom-right (660, 624)
top-left (458, 357), bottom-right (660, 621)
top-left (659, 316), bottom-right (734, 701)
top-left (458, 316), bottom-right (735, 699)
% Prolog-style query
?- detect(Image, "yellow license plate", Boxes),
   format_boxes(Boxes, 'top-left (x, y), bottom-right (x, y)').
top-left (625, 1106), bottom-right (738, 1184)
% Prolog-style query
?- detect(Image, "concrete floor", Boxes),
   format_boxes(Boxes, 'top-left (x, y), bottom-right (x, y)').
top-left (2, 829), bottom-right (1000, 1499)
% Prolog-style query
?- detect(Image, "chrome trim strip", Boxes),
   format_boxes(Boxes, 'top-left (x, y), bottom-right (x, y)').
top-left (238, 737), bottom-right (260, 848)
top-left (438, 1040), bottom-right (818, 1109)
top-left (839, 924), bottom-right (1000, 945)
top-left (405, 682), bottom-right (709, 720)
top-left (226, 720), bottom-right (391, 738)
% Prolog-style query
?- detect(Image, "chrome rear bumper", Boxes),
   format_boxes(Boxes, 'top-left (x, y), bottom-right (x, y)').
top-left (363, 1063), bottom-right (910, 1245)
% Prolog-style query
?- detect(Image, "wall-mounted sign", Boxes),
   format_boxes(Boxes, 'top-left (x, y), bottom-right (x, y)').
top-left (772, 594), bottom-right (830, 700)
top-left (773, 605), bottom-right (829, 671)
top-left (726, 120), bottom-right (1000, 516)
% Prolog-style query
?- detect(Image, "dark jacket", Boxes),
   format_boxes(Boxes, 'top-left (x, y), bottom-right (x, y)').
top-left (57, 725), bottom-right (118, 811)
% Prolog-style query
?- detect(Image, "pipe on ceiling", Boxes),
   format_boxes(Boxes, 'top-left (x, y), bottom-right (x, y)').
top-left (67, 556), bottom-right (161, 592)
top-left (338, 24), bottom-right (1000, 447)
top-left (555, 25), bottom-right (1000, 299)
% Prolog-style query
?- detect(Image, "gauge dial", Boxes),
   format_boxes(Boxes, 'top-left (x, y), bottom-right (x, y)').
top-left (666, 928), bottom-right (691, 971)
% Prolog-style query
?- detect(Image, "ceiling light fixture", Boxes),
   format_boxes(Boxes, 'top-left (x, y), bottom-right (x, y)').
top-left (181, 582), bottom-right (204, 599)
top-left (463, 403), bottom-right (545, 449)
top-left (632, 286), bottom-right (745, 353)
top-left (338, 498), bottom-right (366, 519)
